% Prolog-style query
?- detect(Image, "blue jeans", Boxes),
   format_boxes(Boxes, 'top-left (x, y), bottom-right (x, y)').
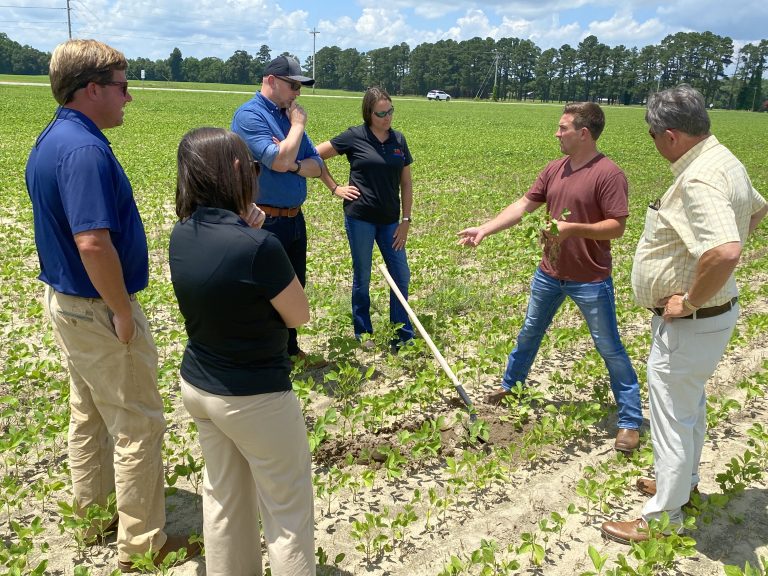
top-left (345, 216), bottom-right (414, 343)
top-left (262, 211), bottom-right (307, 355)
top-left (502, 267), bottom-right (642, 430)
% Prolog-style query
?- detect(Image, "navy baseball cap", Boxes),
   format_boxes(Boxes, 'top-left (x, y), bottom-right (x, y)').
top-left (264, 55), bottom-right (315, 86)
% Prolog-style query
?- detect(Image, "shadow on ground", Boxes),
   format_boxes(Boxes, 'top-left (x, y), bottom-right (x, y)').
top-left (694, 486), bottom-right (768, 570)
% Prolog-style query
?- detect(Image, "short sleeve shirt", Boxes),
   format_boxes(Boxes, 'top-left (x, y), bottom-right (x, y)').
top-left (632, 136), bottom-right (767, 308)
top-left (169, 207), bottom-right (297, 395)
top-left (526, 154), bottom-right (629, 282)
top-left (25, 108), bottom-right (149, 297)
top-left (231, 92), bottom-right (321, 207)
top-left (330, 125), bottom-right (413, 224)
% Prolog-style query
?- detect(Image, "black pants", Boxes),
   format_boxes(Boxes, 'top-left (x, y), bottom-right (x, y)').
top-left (262, 210), bottom-right (307, 355)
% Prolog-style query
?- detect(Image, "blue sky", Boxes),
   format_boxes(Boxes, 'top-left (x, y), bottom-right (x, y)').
top-left (3, 0), bottom-right (766, 62)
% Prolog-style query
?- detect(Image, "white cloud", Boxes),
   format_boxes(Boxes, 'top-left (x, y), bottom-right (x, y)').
top-left (585, 12), bottom-right (665, 45)
top-left (3, 0), bottom-right (764, 63)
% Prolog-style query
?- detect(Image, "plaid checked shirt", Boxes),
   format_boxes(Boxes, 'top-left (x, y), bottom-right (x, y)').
top-left (631, 135), bottom-right (766, 308)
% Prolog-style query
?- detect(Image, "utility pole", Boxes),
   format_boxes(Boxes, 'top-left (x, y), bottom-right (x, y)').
top-left (728, 47), bottom-right (743, 110)
top-left (492, 51), bottom-right (499, 101)
top-left (66, 0), bottom-right (72, 38)
top-left (310, 27), bottom-right (319, 94)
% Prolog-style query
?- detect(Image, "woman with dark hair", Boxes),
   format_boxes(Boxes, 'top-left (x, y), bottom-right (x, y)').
top-left (169, 127), bottom-right (315, 576)
top-left (316, 87), bottom-right (414, 351)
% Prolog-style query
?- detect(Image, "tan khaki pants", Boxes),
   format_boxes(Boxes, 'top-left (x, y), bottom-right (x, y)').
top-left (45, 286), bottom-right (167, 561)
top-left (181, 378), bottom-right (315, 576)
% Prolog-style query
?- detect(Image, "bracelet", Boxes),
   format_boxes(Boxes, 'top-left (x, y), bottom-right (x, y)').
top-left (682, 292), bottom-right (700, 312)
top-left (332, 184), bottom-right (339, 194)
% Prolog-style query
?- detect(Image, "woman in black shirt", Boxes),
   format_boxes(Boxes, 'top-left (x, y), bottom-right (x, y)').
top-left (169, 127), bottom-right (314, 576)
top-left (316, 86), bottom-right (414, 351)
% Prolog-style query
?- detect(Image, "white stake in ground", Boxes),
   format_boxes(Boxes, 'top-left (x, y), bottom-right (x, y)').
top-left (377, 263), bottom-right (476, 421)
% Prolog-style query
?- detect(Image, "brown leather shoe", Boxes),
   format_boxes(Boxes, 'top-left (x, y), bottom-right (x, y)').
top-left (636, 477), bottom-right (699, 508)
top-left (485, 387), bottom-right (511, 405)
top-left (117, 534), bottom-right (202, 573)
top-left (615, 428), bottom-right (640, 453)
top-left (601, 517), bottom-right (649, 545)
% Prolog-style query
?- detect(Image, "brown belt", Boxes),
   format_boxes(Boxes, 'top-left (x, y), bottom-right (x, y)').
top-left (258, 204), bottom-right (301, 218)
top-left (650, 296), bottom-right (738, 319)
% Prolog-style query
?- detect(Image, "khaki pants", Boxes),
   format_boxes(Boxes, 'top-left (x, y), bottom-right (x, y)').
top-left (181, 379), bottom-right (315, 576)
top-left (45, 286), bottom-right (167, 562)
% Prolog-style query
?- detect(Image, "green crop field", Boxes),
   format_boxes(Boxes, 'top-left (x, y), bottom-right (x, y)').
top-left (1, 80), bottom-right (767, 575)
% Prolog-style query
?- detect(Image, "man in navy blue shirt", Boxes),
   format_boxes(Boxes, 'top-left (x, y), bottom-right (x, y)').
top-left (232, 55), bottom-right (326, 366)
top-left (25, 39), bottom-right (199, 573)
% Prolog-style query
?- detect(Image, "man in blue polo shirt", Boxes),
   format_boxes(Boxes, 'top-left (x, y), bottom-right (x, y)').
top-left (232, 55), bottom-right (326, 366)
top-left (25, 39), bottom-right (199, 573)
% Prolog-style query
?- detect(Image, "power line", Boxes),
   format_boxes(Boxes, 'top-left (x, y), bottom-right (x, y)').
top-left (0, 19), bottom-right (65, 22)
top-left (0, 4), bottom-right (66, 8)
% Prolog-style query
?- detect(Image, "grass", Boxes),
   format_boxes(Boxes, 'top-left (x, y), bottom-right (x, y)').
top-left (1, 81), bottom-right (767, 575)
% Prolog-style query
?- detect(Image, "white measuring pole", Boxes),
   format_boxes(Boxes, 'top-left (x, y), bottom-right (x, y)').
top-left (377, 263), bottom-right (474, 412)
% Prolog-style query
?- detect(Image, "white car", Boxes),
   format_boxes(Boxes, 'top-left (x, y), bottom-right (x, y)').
top-left (427, 90), bottom-right (451, 101)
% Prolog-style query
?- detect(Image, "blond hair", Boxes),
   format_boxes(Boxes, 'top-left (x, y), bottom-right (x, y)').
top-left (49, 39), bottom-right (127, 105)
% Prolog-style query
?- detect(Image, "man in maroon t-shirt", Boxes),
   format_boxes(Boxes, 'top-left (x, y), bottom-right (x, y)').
top-left (458, 102), bottom-right (642, 453)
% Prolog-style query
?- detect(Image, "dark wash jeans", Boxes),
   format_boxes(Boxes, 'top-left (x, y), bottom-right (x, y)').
top-left (344, 215), bottom-right (414, 343)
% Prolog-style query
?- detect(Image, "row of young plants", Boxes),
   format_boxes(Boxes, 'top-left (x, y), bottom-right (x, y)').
top-left (1, 85), bottom-right (766, 574)
top-left (433, 362), bottom-right (768, 576)
top-left (300, 335), bottom-right (768, 574)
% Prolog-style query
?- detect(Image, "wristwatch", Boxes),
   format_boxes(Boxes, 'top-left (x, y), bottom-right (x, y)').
top-left (682, 293), bottom-right (700, 312)
top-left (290, 160), bottom-right (301, 173)
top-left (402, 216), bottom-right (412, 223)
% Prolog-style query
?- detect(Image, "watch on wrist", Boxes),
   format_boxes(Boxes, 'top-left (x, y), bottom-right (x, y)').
top-left (682, 292), bottom-right (700, 312)
top-left (290, 160), bottom-right (301, 173)
top-left (402, 216), bottom-right (412, 223)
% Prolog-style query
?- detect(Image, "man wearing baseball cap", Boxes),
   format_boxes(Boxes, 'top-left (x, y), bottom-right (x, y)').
top-left (232, 55), bottom-right (326, 368)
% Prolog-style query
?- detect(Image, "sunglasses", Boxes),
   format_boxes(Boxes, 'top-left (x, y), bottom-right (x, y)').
top-left (252, 160), bottom-right (261, 176)
top-left (373, 107), bottom-right (395, 118)
top-left (98, 80), bottom-right (129, 96)
top-left (648, 129), bottom-right (656, 140)
top-left (276, 76), bottom-right (302, 91)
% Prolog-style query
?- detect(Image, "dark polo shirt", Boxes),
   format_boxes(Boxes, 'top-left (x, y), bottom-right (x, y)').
top-left (330, 124), bottom-right (413, 224)
top-left (169, 207), bottom-right (296, 395)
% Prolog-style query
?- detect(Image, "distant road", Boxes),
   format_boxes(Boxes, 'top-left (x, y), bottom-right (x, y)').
top-left (0, 81), bottom-right (358, 98)
top-left (1, 81), bottom-right (564, 106)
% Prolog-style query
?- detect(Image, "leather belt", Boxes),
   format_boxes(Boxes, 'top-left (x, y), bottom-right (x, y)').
top-left (650, 296), bottom-right (738, 319)
top-left (55, 290), bottom-right (136, 302)
top-left (258, 204), bottom-right (301, 218)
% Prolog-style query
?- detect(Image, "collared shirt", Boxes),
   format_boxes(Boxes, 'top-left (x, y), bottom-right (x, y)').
top-left (169, 207), bottom-right (295, 395)
top-left (632, 135), bottom-right (766, 308)
top-left (330, 124), bottom-right (413, 224)
top-left (231, 92), bottom-right (321, 207)
top-left (25, 107), bottom-right (149, 297)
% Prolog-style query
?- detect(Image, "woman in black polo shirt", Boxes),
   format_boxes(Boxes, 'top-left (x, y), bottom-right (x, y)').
top-left (316, 86), bottom-right (414, 351)
top-left (169, 127), bottom-right (314, 576)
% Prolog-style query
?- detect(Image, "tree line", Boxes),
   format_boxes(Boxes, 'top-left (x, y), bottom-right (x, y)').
top-left (1, 31), bottom-right (766, 110)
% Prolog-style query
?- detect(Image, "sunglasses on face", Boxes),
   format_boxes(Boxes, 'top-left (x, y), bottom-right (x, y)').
top-left (276, 76), bottom-right (302, 91)
top-left (373, 107), bottom-right (395, 118)
top-left (98, 80), bottom-right (129, 96)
